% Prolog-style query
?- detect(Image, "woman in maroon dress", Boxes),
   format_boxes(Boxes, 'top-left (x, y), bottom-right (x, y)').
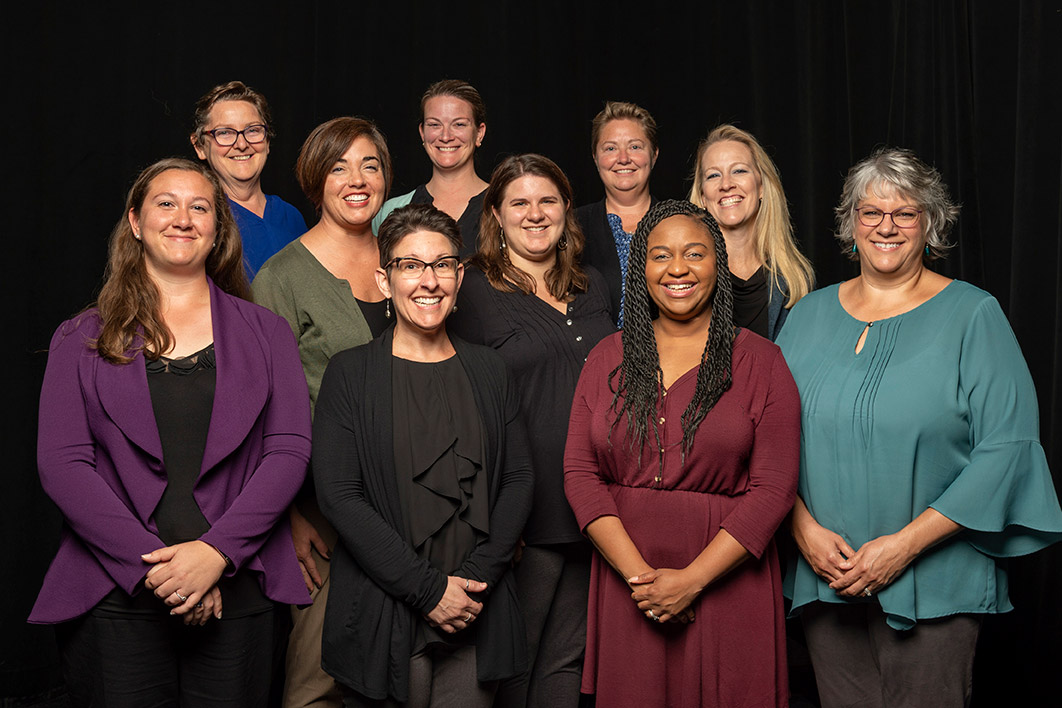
top-left (564, 200), bottom-right (800, 707)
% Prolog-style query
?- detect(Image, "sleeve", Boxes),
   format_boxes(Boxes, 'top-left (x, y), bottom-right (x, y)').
top-left (251, 265), bottom-right (301, 341)
top-left (456, 366), bottom-right (534, 591)
top-left (199, 316), bottom-right (312, 570)
top-left (563, 346), bottom-right (622, 530)
top-left (719, 349), bottom-right (801, 558)
top-left (312, 354), bottom-right (448, 615)
top-left (929, 297), bottom-right (1062, 556)
top-left (36, 321), bottom-right (165, 593)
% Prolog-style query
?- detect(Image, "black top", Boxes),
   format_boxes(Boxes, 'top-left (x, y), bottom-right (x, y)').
top-left (98, 344), bottom-right (270, 618)
top-left (356, 297), bottom-right (390, 339)
top-left (732, 265), bottom-right (770, 339)
top-left (412, 184), bottom-right (486, 258)
top-left (393, 355), bottom-right (488, 650)
top-left (449, 266), bottom-right (617, 545)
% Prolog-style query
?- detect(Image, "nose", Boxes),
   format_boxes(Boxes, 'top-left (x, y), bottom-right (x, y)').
top-left (667, 256), bottom-right (690, 276)
top-left (617, 147), bottom-right (631, 163)
top-left (527, 201), bottom-right (544, 221)
top-left (173, 207), bottom-right (193, 228)
top-left (719, 171), bottom-right (734, 190)
top-left (419, 264), bottom-right (440, 288)
top-left (348, 169), bottom-right (366, 187)
top-left (232, 130), bottom-right (250, 149)
top-left (876, 213), bottom-right (899, 234)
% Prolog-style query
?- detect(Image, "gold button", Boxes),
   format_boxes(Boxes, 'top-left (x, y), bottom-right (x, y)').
top-left (658, 417), bottom-right (665, 424)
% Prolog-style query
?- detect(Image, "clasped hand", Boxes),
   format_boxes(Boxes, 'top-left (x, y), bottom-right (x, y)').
top-left (827, 533), bottom-right (915, 598)
top-left (425, 576), bottom-right (487, 634)
top-left (142, 540), bottom-right (228, 625)
top-left (628, 568), bottom-right (697, 624)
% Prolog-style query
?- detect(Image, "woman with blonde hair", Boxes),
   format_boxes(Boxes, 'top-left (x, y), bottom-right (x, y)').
top-left (689, 124), bottom-right (813, 340)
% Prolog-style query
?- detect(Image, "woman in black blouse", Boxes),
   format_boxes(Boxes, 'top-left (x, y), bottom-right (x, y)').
top-left (313, 203), bottom-right (533, 707)
top-left (449, 154), bottom-right (616, 708)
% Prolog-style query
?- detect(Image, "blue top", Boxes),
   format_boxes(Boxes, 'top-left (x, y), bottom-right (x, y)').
top-left (230, 194), bottom-right (307, 280)
top-left (605, 213), bottom-right (633, 327)
top-left (777, 280), bottom-right (1062, 630)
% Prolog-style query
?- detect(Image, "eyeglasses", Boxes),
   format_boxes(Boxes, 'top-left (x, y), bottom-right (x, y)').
top-left (386, 255), bottom-right (461, 279)
top-left (203, 124), bottom-right (268, 147)
top-left (856, 206), bottom-right (923, 228)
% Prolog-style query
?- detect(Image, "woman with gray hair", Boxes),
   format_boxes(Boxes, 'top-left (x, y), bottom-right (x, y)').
top-left (777, 147), bottom-right (1062, 707)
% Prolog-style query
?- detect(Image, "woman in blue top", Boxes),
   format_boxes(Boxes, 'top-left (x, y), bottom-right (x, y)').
top-left (776, 147), bottom-right (1062, 708)
top-left (192, 80), bottom-right (307, 279)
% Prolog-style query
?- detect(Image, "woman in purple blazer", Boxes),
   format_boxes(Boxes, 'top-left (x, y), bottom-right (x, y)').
top-left (30, 158), bottom-right (313, 708)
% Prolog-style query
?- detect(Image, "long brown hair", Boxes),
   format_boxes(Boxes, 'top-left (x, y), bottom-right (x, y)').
top-left (472, 154), bottom-right (588, 300)
top-left (94, 158), bottom-right (248, 364)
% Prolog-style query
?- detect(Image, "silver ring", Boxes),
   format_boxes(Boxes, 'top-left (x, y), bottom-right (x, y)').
top-left (465, 612), bottom-right (473, 622)
top-left (175, 591), bottom-right (189, 602)
top-left (465, 579), bottom-right (470, 590)
top-left (647, 610), bottom-right (659, 621)
top-left (862, 587), bottom-right (873, 597)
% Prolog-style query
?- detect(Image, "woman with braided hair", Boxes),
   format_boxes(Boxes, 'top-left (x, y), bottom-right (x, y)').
top-left (564, 200), bottom-right (800, 707)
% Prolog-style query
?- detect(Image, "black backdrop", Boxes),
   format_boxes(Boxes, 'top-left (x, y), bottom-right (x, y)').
top-left (4, 2), bottom-right (1060, 704)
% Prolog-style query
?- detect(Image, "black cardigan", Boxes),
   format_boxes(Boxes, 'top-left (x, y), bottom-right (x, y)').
top-left (313, 328), bottom-right (533, 702)
top-left (575, 197), bottom-right (657, 323)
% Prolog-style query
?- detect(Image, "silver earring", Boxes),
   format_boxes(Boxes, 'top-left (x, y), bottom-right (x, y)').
top-left (385, 299), bottom-right (391, 319)
top-left (134, 233), bottom-right (141, 241)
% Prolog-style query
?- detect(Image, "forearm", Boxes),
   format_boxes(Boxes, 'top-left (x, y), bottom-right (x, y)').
top-left (584, 515), bottom-right (654, 581)
top-left (683, 528), bottom-right (751, 592)
top-left (896, 507), bottom-right (962, 558)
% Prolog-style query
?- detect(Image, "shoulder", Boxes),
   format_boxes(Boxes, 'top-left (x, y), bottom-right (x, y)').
top-left (733, 328), bottom-right (787, 372)
top-left (266, 194), bottom-right (306, 219)
top-left (453, 334), bottom-right (507, 374)
top-left (217, 287), bottom-right (290, 336)
top-left (48, 310), bottom-right (103, 353)
top-left (584, 331), bottom-right (623, 369)
top-left (381, 189), bottom-right (418, 213)
top-left (575, 200), bottom-right (605, 226)
top-left (254, 240), bottom-right (309, 282)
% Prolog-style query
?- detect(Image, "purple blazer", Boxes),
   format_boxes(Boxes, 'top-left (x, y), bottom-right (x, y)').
top-left (30, 280), bottom-right (313, 624)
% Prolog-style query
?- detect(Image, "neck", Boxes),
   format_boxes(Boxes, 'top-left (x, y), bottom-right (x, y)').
top-left (426, 163), bottom-right (486, 196)
top-left (506, 250), bottom-right (557, 289)
top-left (391, 322), bottom-right (455, 362)
top-left (652, 307), bottom-right (713, 343)
top-left (854, 263), bottom-right (932, 306)
top-left (312, 213), bottom-right (377, 247)
top-left (722, 228), bottom-right (762, 276)
top-left (605, 187), bottom-right (651, 214)
top-left (219, 175), bottom-right (265, 207)
top-left (149, 269), bottom-right (211, 309)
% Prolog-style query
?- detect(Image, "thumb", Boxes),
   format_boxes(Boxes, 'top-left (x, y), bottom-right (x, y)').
top-left (465, 578), bottom-right (488, 593)
top-left (628, 570), bottom-right (658, 585)
top-left (141, 546), bottom-right (176, 563)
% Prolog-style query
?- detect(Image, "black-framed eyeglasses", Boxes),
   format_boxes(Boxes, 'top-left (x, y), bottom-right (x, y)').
top-left (386, 255), bottom-right (461, 279)
top-left (856, 206), bottom-right (923, 228)
top-left (204, 124), bottom-right (269, 147)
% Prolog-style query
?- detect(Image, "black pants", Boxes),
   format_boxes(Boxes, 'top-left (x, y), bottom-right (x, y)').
top-left (57, 606), bottom-right (276, 708)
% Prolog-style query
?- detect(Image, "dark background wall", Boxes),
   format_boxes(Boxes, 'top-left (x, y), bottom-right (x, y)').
top-left (4, 1), bottom-right (1059, 704)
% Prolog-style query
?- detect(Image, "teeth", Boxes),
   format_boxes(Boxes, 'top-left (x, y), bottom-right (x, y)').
top-left (231, 155), bottom-right (252, 161)
top-left (666, 283), bottom-right (693, 291)
top-left (720, 196), bottom-right (742, 206)
top-left (616, 169), bottom-right (634, 173)
top-left (438, 147), bottom-right (458, 152)
top-left (526, 226), bottom-right (546, 232)
top-left (345, 194), bottom-right (368, 203)
top-left (873, 242), bottom-right (900, 250)
top-left (414, 297), bottom-right (441, 305)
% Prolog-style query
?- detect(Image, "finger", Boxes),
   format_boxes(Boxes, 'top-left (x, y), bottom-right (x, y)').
top-left (141, 547), bottom-right (175, 564)
top-left (304, 556), bottom-right (323, 588)
top-left (462, 578), bottom-right (487, 593)
top-left (627, 572), bottom-right (657, 586)
top-left (298, 563), bottom-right (315, 593)
top-left (310, 534), bottom-right (331, 559)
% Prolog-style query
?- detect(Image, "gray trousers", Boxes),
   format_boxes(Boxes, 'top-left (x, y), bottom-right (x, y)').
top-left (494, 543), bottom-right (591, 708)
top-left (802, 602), bottom-right (981, 708)
top-left (342, 645), bottom-right (496, 708)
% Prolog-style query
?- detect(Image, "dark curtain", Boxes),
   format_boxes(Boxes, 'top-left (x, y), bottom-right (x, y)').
top-left (4, 2), bottom-right (1059, 704)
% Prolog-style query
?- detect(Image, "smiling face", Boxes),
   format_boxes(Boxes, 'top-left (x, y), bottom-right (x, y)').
top-left (594, 118), bottom-right (656, 199)
top-left (128, 169), bottom-right (218, 279)
top-left (375, 230), bottom-right (463, 337)
top-left (697, 140), bottom-right (763, 236)
top-left (853, 186), bottom-right (927, 281)
top-left (645, 215), bottom-right (718, 324)
top-left (419, 95), bottom-right (484, 173)
top-left (193, 100), bottom-right (269, 192)
top-left (492, 174), bottom-right (568, 269)
top-left (320, 136), bottom-right (386, 231)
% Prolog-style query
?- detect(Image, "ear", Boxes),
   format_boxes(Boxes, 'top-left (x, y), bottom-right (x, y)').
top-left (475, 122), bottom-right (486, 147)
top-left (191, 134), bottom-right (208, 161)
top-left (128, 208), bottom-right (140, 237)
top-left (418, 123), bottom-right (426, 144)
top-left (375, 268), bottom-right (392, 300)
top-left (454, 262), bottom-right (465, 294)
top-left (651, 147), bottom-right (660, 170)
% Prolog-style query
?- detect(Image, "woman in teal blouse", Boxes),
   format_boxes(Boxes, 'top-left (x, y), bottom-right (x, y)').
top-left (777, 148), bottom-right (1062, 708)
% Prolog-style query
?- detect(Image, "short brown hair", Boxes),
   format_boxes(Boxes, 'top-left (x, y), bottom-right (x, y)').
top-left (295, 117), bottom-right (392, 210)
top-left (191, 80), bottom-right (275, 147)
top-left (590, 101), bottom-right (659, 156)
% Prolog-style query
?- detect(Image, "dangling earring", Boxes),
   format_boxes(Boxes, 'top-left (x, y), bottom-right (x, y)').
top-left (557, 234), bottom-right (568, 251)
top-left (852, 243), bottom-right (857, 253)
top-left (385, 299), bottom-right (391, 319)
top-left (925, 245), bottom-right (930, 255)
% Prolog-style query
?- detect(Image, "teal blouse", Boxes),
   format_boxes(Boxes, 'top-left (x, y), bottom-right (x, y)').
top-left (777, 280), bottom-right (1062, 630)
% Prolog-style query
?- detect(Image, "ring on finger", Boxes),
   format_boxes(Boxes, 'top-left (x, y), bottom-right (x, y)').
top-left (465, 579), bottom-right (470, 590)
top-left (862, 587), bottom-right (873, 597)
top-left (174, 591), bottom-right (189, 603)
top-left (465, 611), bottom-right (473, 622)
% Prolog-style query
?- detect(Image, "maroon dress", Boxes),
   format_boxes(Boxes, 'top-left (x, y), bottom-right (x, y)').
top-left (564, 330), bottom-right (799, 708)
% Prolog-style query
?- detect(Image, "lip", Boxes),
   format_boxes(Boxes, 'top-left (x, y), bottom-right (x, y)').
top-left (719, 195), bottom-right (743, 207)
top-left (660, 281), bottom-right (696, 296)
top-left (343, 193), bottom-right (370, 204)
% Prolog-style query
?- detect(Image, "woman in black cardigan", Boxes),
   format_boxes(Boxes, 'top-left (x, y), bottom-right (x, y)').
top-left (313, 203), bottom-right (533, 707)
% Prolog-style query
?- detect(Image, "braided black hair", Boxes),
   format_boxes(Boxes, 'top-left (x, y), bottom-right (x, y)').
top-left (608, 199), bottom-right (734, 480)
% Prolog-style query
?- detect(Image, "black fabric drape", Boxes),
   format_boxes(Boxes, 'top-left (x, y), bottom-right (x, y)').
top-left (5, 2), bottom-right (1059, 704)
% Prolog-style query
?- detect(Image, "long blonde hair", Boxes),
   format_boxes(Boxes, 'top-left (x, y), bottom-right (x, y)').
top-left (689, 124), bottom-right (813, 308)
